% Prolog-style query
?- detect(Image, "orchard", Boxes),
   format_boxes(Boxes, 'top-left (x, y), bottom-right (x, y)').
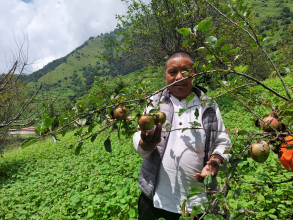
top-left (2, 0), bottom-right (293, 219)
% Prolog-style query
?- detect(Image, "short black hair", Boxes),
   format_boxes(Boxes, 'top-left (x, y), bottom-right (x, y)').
top-left (165, 51), bottom-right (195, 70)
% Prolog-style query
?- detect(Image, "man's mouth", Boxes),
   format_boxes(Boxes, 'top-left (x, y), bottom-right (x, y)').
top-left (173, 83), bottom-right (186, 86)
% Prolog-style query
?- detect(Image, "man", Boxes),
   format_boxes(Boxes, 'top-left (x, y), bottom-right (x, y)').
top-left (133, 51), bottom-right (230, 219)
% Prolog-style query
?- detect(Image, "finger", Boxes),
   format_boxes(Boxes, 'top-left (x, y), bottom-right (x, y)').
top-left (153, 123), bottom-right (162, 142)
top-left (193, 173), bottom-right (205, 182)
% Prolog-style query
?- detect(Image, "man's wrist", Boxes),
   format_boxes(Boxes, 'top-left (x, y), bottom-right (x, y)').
top-left (209, 154), bottom-right (224, 164)
top-left (139, 139), bottom-right (157, 152)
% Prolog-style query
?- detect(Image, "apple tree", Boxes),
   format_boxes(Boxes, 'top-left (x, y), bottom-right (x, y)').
top-left (34, 0), bottom-right (293, 218)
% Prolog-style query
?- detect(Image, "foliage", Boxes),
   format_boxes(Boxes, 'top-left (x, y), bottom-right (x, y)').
top-left (0, 130), bottom-right (141, 219)
top-left (0, 61), bottom-right (39, 153)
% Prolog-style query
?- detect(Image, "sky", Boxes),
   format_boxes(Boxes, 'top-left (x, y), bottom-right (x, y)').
top-left (0, 0), bottom-right (128, 74)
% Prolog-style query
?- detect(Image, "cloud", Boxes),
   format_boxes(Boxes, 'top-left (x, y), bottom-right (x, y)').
top-left (0, 0), bottom-right (128, 73)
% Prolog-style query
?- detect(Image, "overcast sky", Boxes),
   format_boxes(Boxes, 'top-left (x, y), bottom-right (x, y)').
top-left (0, 0), bottom-right (128, 74)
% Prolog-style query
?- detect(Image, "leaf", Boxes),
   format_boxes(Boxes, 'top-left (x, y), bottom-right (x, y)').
top-left (221, 44), bottom-right (231, 52)
top-left (178, 108), bottom-right (187, 116)
top-left (213, 192), bottom-right (227, 203)
top-left (21, 138), bottom-right (38, 148)
top-left (198, 17), bottom-right (212, 32)
top-left (282, 144), bottom-right (293, 150)
top-left (187, 187), bottom-right (202, 199)
top-left (204, 213), bottom-right (218, 220)
top-left (176, 28), bottom-right (191, 35)
top-left (149, 109), bottom-right (159, 113)
top-left (194, 109), bottom-right (199, 119)
top-left (91, 133), bottom-right (98, 143)
top-left (189, 121), bottom-right (201, 127)
top-left (206, 36), bottom-right (217, 48)
top-left (88, 124), bottom-right (96, 133)
top-left (204, 174), bottom-right (212, 185)
top-left (44, 117), bottom-right (55, 129)
top-left (180, 127), bottom-right (188, 133)
top-left (186, 93), bottom-right (196, 106)
top-left (128, 208), bottom-right (136, 218)
top-left (191, 205), bottom-right (202, 216)
top-left (216, 36), bottom-right (230, 48)
top-left (75, 142), bottom-right (83, 155)
top-left (104, 137), bottom-right (112, 152)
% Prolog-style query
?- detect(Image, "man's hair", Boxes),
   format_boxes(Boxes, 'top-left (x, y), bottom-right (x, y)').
top-left (165, 51), bottom-right (195, 70)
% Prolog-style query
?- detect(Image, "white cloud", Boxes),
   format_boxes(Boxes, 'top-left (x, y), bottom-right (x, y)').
top-left (0, 0), bottom-right (128, 73)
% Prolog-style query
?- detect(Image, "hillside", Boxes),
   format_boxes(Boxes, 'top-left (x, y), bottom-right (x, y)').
top-left (23, 0), bottom-right (293, 103)
top-left (25, 29), bottom-right (143, 101)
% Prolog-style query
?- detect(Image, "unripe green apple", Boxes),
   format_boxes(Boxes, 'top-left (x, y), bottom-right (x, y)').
top-left (154, 111), bottom-right (166, 124)
top-left (249, 141), bottom-right (270, 163)
top-left (138, 115), bottom-right (155, 130)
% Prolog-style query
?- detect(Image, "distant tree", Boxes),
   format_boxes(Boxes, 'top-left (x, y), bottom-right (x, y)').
top-left (0, 59), bottom-right (42, 152)
top-left (116, 0), bottom-right (272, 81)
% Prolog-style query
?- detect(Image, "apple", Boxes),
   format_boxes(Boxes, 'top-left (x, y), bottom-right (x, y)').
top-left (261, 111), bottom-right (282, 132)
top-left (154, 111), bottom-right (166, 124)
top-left (138, 115), bottom-right (155, 130)
top-left (249, 141), bottom-right (270, 163)
top-left (113, 107), bottom-right (128, 120)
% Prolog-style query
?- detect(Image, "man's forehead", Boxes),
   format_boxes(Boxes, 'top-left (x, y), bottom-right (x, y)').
top-left (166, 57), bottom-right (194, 68)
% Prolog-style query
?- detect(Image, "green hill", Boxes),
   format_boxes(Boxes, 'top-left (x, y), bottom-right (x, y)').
top-left (23, 0), bottom-right (293, 103)
top-left (25, 29), bottom-right (143, 101)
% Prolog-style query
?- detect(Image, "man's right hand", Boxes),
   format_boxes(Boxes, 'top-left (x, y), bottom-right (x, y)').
top-left (139, 123), bottom-right (162, 151)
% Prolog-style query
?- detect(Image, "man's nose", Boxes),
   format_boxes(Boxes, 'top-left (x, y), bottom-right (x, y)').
top-left (175, 71), bottom-right (184, 80)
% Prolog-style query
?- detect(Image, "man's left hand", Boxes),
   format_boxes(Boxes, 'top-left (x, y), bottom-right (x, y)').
top-left (193, 154), bottom-right (223, 183)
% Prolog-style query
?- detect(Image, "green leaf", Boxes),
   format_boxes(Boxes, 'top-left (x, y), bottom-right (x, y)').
top-left (21, 138), bottom-right (38, 148)
top-left (189, 121), bottom-right (201, 127)
top-left (182, 127), bottom-right (189, 133)
top-left (204, 174), bottom-right (212, 185)
top-left (221, 44), bottom-right (231, 52)
top-left (187, 187), bottom-right (202, 199)
top-left (206, 36), bottom-right (217, 48)
top-left (91, 133), bottom-right (98, 143)
top-left (149, 109), bottom-right (159, 113)
top-left (213, 192), bottom-right (227, 203)
top-left (44, 117), bottom-right (55, 129)
top-left (75, 142), bottom-right (83, 155)
top-left (128, 208), bottom-right (136, 218)
top-left (204, 213), bottom-right (218, 220)
top-left (186, 93), bottom-right (196, 106)
top-left (228, 47), bottom-right (240, 54)
top-left (194, 109), bottom-right (199, 119)
top-left (257, 193), bottom-right (265, 201)
top-left (178, 108), bottom-right (187, 116)
top-left (104, 137), bottom-right (112, 152)
top-left (191, 205), bottom-right (202, 216)
top-left (282, 144), bottom-right (293, 150)
top-left (176, 28), bottom-right (191, 35)
top-left (198, 17), bottom-right (212, 32)
top-left (216, 36), bottom-right (230, 48)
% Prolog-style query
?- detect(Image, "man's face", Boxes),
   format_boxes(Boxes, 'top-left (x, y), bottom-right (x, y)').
top-left (165, 56), bottom-right (194, 99)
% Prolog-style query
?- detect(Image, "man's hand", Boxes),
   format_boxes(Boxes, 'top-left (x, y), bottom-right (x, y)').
top-left (139, 123), bottom-right (162, 151)
top-left (193, 154), bottom-right (223, 183)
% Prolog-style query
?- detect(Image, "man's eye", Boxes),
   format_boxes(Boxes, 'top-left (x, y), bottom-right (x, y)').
top-left (169, 70), bottom-right (177, 75)
top-left (182, 69), bottom-right (192, 75)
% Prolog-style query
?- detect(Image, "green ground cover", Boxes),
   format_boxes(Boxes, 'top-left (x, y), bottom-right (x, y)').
top-left (0, 130), bottom-right (142, 219)
top-left (1, 75), bottom-right (293, 219)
